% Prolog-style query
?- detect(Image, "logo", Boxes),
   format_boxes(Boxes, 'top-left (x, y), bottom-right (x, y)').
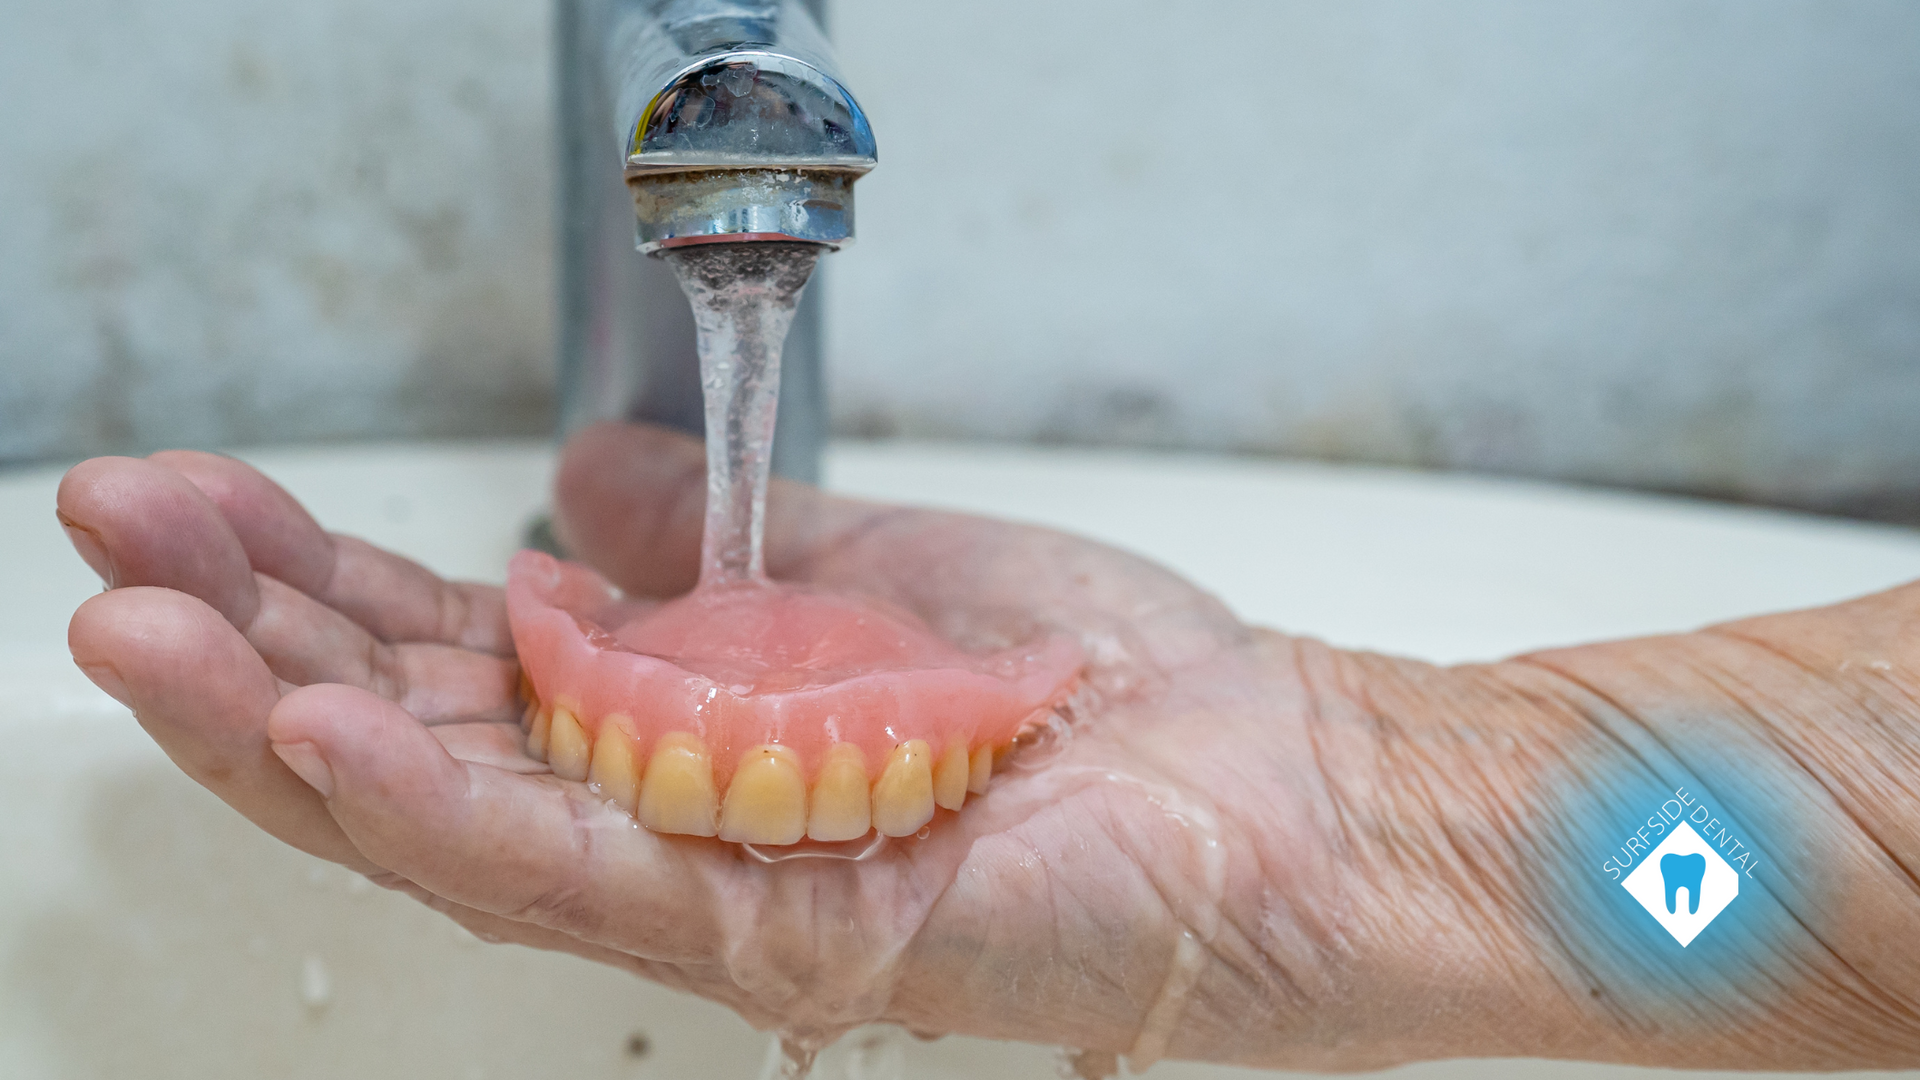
top-left (1601, 786), bottom-right (1758, 947)
top-left (1619, 823), bottom-right (1739, 945)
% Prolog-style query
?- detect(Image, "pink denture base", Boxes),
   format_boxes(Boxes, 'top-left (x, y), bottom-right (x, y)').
top-left (505, 549), bottom-right (1083, 786)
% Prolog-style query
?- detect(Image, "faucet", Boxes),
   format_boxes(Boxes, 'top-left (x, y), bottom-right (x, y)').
top-left (556, 0), bottom-right (876, 485)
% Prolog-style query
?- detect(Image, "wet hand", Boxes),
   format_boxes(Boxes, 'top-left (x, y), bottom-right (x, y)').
top-left (56, 424), bottom-right (1344, 1069)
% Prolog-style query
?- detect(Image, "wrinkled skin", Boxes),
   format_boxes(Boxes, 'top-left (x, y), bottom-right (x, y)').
top-left (57, 423), bottom-right (1920, 1071)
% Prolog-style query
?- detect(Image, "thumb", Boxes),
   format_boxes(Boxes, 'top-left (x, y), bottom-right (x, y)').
top-left (551, 421), bottom-right (880, 597)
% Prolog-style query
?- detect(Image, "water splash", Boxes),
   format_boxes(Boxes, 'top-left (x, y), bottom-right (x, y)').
top-left (663, 241), bottom-right (823, 588)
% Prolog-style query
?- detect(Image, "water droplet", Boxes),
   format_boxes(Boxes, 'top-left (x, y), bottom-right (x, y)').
top-left (299, 955), bottom-right (333, 1013)
top-left (759, 1031), bottom-right (820, 1080)
top-left (1055, 1047), bottom-right (1118, 1079)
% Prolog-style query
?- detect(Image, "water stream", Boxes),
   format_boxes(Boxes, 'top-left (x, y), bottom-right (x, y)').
top-left (663, 241), bottom-right (824, 588)
top-left (668, 240), bottom-right (851, 1080)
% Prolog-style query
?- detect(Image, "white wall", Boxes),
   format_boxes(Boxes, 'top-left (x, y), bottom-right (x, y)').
top-left (2, 0), bottom-right (1917, 516)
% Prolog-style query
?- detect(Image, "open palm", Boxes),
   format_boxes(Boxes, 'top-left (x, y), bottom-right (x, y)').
top-left (58, 423), bottom-right (1342, 1067)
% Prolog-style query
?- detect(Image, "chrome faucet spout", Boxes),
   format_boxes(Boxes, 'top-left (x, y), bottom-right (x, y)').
top-left (557, 0), bottom-right (875, 483)
top-left (617, 0), bottom-right (876, 250)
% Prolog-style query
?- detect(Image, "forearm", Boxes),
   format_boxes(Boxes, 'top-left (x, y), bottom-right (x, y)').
top-left (1295, 589), bottom-right (1920, 1070)
top-left (1512, 602), bottom-right (1920, 1068)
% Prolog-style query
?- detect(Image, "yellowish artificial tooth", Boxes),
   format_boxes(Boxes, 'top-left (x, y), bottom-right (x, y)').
top-left (526, 707), bottom-right (551, 763)
top-left (637, 733), bottom-right (719, 837)
top-left (807, 743), bottom-right (871, 842)
top-left (520, 699), bottom-right (537, 733)
top-left (588, 716), bottom-right (641, 814)
top-left (547, 707), bottom-right (591, 782)
top-left (718, 745), bottom-right (807, 845)
top-left (968, 744), bottom-right (993, 795)
top-left (933, 740), bottom-right (970, 812)
top-left (872, 739), bottom-right (935, 837)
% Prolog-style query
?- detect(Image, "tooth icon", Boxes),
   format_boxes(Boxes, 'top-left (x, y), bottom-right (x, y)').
top-left (1621, 821), bottom-right (1740, 946)
top-left (1661, 852), bottom-right (1706, 915)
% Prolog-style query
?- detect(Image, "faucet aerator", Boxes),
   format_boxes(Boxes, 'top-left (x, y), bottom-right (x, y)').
top-left (630, 168), bottom-right (858, 253)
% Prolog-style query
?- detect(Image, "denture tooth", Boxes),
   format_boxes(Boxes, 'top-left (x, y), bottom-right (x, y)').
top-left (807, 743), bottom-right (872, 842)
top-left (718, 745), bottom-right (807, 845)
top-left (636, 733), bottom-right (719, 837)
top-left (547, 707), bottom-right (591, 782)
top-left (588, 715), bottom-right (641, 814)
top-left (526, 707), bottom-right (552, 763)
top-left (933, 740), bottom-right (970, 812)
top-left (872, 739), bottom-right (935, 837)
top-left (967, 744), bottom-right (993, 795)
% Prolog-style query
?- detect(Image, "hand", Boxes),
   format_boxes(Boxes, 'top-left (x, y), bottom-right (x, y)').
top-left (56, 423), bottom-right (1920, 1071)
top-left (57, 423), bottom-right (1348, 1070)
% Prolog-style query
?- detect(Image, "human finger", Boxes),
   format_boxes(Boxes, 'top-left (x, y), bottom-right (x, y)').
top-left (57, 456), bottom-right (259, 626)
top-left (430, 721), bottom-right (549, 774)
top-left (67, 586), bottom-right (382, 875)
top-left (266, 683), bottom-right (726, 963)
top-left (246, 574), bottom-right (519, 724)
top-left (150, 450), bottom-right (513, 655)
top-left (58, 458), bottom-right (517, 720)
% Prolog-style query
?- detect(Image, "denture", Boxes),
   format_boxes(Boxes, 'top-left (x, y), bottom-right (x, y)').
top-left (506, 550), bottom-right (1082, 844)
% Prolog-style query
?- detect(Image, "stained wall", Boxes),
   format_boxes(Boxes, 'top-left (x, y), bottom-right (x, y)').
top-left (3, 0), bottom-right (1916, 517)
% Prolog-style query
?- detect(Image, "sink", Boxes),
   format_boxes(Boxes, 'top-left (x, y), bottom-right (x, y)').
top-left (4, 440), bottom-right (1917, 1080)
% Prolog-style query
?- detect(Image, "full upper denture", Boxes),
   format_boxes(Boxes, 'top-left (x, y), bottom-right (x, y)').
top-left (506, 550), bottom-right (1082, 844)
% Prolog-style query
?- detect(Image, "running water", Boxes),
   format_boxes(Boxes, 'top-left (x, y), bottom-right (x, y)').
top-left (657, 242), bottom-right (1203, 1080)
top-left (663, 241), bottom-right (825, 588)
top-left (668, 241), bottom-right (850, 1080)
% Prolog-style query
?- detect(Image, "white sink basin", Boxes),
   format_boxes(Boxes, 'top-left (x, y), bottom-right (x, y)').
top-left (3, 440), bottom-right (1917, 1080)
